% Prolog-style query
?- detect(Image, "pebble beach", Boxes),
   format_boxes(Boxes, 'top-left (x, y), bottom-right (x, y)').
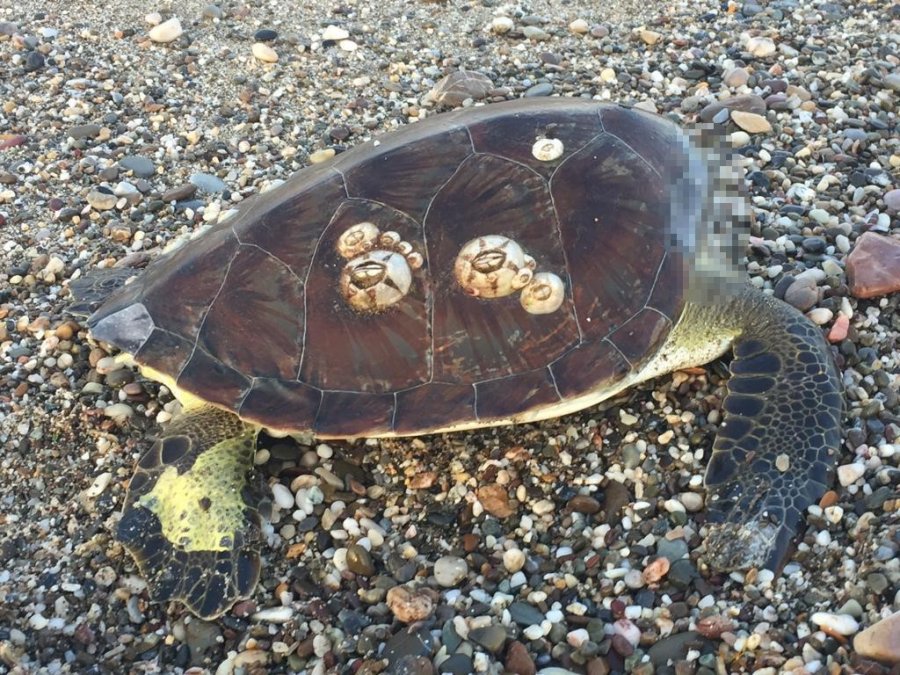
top-left (1, 0), bottom-right (899, 673)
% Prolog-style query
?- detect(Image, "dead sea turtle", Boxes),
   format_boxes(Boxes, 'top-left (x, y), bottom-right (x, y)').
top-left (72, 98), bottom-right (842, 618)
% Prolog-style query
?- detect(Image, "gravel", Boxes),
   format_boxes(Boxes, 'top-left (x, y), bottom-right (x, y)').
top-left (1, 0), bottom-right (898, 673)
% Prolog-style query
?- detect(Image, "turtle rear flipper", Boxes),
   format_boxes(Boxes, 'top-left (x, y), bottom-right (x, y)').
top-left (117, 405), bottom-right (263, 618)
top-left (703, 289), bottom-right (843, 572)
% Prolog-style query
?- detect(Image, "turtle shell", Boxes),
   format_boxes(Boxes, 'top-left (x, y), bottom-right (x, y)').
top-left (89, 99), bottom-right (705, 437)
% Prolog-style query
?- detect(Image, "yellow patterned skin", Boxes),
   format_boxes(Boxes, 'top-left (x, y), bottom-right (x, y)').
top-left (117, 406), bottom-right (264, 618)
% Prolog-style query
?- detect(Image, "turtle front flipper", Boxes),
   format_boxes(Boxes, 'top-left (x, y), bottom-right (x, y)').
top-left (703, 289), bottom-right (843, 572)
top-left (117, 405), bottom-right (263, 618)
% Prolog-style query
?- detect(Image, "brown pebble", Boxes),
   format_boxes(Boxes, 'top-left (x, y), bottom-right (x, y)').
top-left (346, 544), bottom-right (375, 576)
top-left (568, 494), bottom-right (601, 514)
top-left (846, 232), bottom-right (900, 299)
top-left (819, 490), bottom-right (839, 508)
top-left (477, 483), bottom-right (515, 518)
top-left (853, 612), bottom-right (900, 664)
top-left (462, 533), bottom-right (480, 553)
top-left (611, 633), bottom-right (634, 656)
top-left (504, 640), bottom-right (536, 675)
top-left (386, 585), bottom-right (435, 623)
top-left (586, 657), bottom-right (611, 675)
top-left (161, 184), bottom-right (197, 202)
top-left (53, 322), bottom-right (75, 340)
top-left (408, 471), bottom-right (437, 489)
top-left (641, 556), bottom-right (670, 584)
top-left (697, 614), bottom-right (735, 638)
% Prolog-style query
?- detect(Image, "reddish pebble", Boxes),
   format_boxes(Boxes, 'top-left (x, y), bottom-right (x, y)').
top-left (641, 556), bottom-right (670, 584)
top-left (611, 633), bottom-right (634, 656)
top-left (504, 640), bottom-right (536, 675)
top-left (828, 313), bottom-right (849, 343)
top-left (611, 598), bottom-right (626, 619)
top-left (845, 232), bottom-right (900, 299)
top-left (0, 134), bottom-right (26, 150)
top-left (697, 614), bottom-right (735, 638)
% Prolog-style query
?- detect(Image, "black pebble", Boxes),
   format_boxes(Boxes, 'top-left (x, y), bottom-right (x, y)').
top-left (254, 28), bottom-right (278, 41)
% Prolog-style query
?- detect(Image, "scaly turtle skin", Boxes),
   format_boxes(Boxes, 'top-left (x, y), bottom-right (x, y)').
top-left (75, 99), bottom-right (842, 618)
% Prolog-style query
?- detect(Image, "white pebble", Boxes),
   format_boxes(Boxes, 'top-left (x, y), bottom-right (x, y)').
top-left (532, 499), bottom-right (555, 515)
top-left (837, 462), bottom-right (865, 486)
top-left (523, 624), bottom-right (544, 640)
top-left (252, 42), bottom-right (278, 63)
top-left (503, 548), bottom-right (526, 573)
top-left (806, 308), bottom-right (833, 325)
top-left (253, 606), bottom-right (294, 623)
top-left (321, 25), bottom-right (349, 41)
top-left (491, 16), bottom-right (514, 34)
top-left (810, 612), bottom-right (859, 635)
top-left (148, 17), bottom-right (183, 43)
top-left (567, 628), bottom-right (590, 647)
top-left (271, 483), bottom-right (294, 510)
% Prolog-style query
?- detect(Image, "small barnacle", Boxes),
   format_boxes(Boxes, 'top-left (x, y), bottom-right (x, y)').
top-left (337, 222), bottom-right (380, 259)
top-left (520, 272), bottom-right (565, 314)
top-left (406, 252), bottom-right (424, 269)
top-left (379, 230), bottom-right (401, 247)
top-left (531, 137), bottom-right (564, 162)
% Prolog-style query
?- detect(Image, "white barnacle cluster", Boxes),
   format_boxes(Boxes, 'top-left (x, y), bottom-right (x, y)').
top-left (454, 235), bottom-right (565, 315)
top-left (336, 222), bottom-right (423, 312)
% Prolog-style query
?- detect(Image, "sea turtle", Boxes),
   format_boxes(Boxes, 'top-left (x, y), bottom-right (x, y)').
top-left (72, 98), bottom-right (842, 619)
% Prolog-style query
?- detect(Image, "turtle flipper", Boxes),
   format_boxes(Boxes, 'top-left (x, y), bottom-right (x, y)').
top-left (117, 405), bottom-right (263, 618)
top-left (703, 290), bottom-right (842, 571)
top-left (67, 268), bottom-right (138, 317)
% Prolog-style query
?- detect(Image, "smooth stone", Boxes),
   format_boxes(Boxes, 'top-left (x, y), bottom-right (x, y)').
top-left (784, 275), bottom-right (818, 311)
top-left (522, 26), bottom-right (550, 40)
top-left (438, 653), bottom-right (474, 675)
top-left (656, 538), bottom-right (689, 562)
top-left (723, 66), bottom-right (750, 87)
top-left (505, 641), bottom-right (536, 675)
top-left (346, 544), bottom-right (375, 576)
top-left (845, 232), bottom-right (900, 299)
top-left (87, 188), bottom-right (117, 210)
top-left (810, 612), bottom-right (859, 636)
top-left (321, 25), bottom-right (349, 41)
top-left (509, 602), bottom-right (545, 626)
top-left (148, 17), bottom-right (183, 43)
top-left (201, 4), bottom-right (224, 19)
top-left (433, 556), bottom-right (467, 587)
top-left (383, 627), bottom-right (434, 667)
top-left (524, 82), bottom-right (554, 97)
top-left (639, 29), bottom-right (662, 45)
top-left (161, 184), bottom-right (197, 201)
top-left (254, 28), bottom-right (278, 41)
top-left (190, 172), bottom-right (226, 193)
top-left (746, 36), bottom-right (776, 57)
top-left (884, 189), bottom-right (900, 211)
top-left (469, 625), bottom-right (507, 653)
top-left (119, 156), bottom-right (156, 178)
top-left (68, 124), bottom-right (102, 140)
top-left (427, 71), bottom-right (493, 107)
top-left (883, 73), bottom-right (900, 93)
top-left (853, 612), bottom-right (900, 664)
top-left (491, 16), bottom-right (514, 34)
top-left (252, 42), bottom-right (278, 63)
top-left (731, 110), bottom-right (772, 133)
top-left (568, 19), bottom-right (589, 34)
top-left (648, 632), bottom-right (711, 666)
top-left (24, 52), bottom-right (45, 71)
